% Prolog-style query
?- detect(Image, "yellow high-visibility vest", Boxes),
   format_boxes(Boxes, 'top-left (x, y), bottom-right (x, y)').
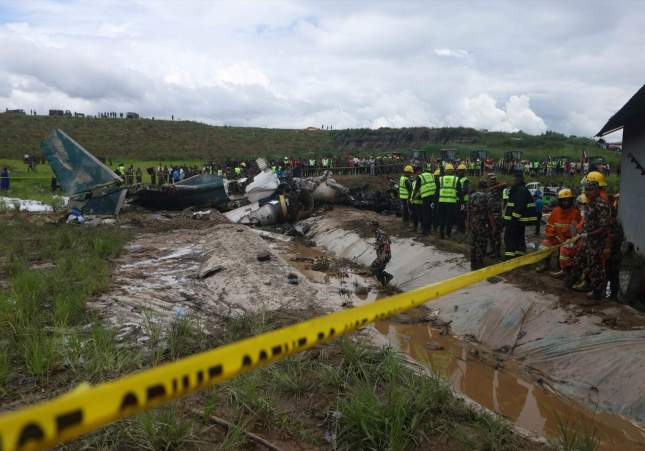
top-left (419, 172), bottom-right (436, 199)
top-left (439, 175), bottom-right (458, 203)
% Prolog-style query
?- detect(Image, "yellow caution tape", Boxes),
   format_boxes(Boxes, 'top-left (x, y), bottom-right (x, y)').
top-left (0, 247), bottom-right (552, 451)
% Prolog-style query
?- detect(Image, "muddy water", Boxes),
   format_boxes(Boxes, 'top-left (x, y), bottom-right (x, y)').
top-left (374, 317), bottom-right (645, 450)
top-left (276, 232), bottom-right (645, 451)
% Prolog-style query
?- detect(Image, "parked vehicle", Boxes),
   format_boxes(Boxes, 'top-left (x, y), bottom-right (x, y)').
top-left (526, 181), bottom-right (545, 197)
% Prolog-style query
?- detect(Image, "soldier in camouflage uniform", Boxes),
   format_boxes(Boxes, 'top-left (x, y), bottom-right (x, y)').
top-left (368, 220), bottom-right (393, 287)
top-left (571, 181), bottom-right (611, 301)
top-left (486, 173), bottom-right (504, 258)
top-left (467, 180), bottom-right (491, 270)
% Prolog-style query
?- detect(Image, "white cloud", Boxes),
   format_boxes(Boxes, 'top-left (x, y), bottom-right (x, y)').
top-left (97, 23), bottom-right (133, 38)
top-left (449, 94), bottom-right (547, 134)
top-left (503, 95), bottom-right (548, 134)
top-left (0, 1), bottom-right (642, 135)
top-left (434, 48), bottom-right (469, 58)
top-left (214, 63), bottom-right (271, 89)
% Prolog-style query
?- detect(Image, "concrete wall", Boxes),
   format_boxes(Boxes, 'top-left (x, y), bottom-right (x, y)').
top-left (619, 118), bottom-right (645, 256)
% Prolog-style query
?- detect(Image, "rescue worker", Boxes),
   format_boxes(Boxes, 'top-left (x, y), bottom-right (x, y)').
top-left (571, 181), bottom-right (611, 301)
top-left (503, 168), bottom-right (537, 259)
top-left (568, 193), bottom-right (590, 291)
top-left (456, 163), bottom-right (470, 233)
top-left (537, 188), bottom-right (581, 276)
top-left (399, 165), bottom-right (414, 224)
top-left (585, 171), bottom-right (614, 291)
top-left (409, 166), bottom-right (424, 232)
top-left (468, 180), bottom-right (491, 270)
top-left (486, 173), bottom-right (504, 258)
top-left (437, 163), bottom-right (460, 239)
top-left (585, 171), bottom-right (610, 206)
top-left (411, 164), bottom-right (436, 235)
top-left (432, 168), bottom-right (441, 233)
top-left (607, 194), bottom-right (623, 301)
top-left (368, 220), bottom-right (393, 287)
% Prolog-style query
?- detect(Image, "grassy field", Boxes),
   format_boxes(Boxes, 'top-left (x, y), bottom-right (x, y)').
top-left (0, 114), bottom-right (621, 166)
top-left (0, 217), bottom-right (563, 450)
top-left (0, 217), bottom-right (131, 394)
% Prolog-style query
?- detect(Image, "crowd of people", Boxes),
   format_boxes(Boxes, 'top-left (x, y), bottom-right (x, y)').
top-left (397, 161), bottom-right (621, 302)
top-left (1, 150), bottom-right (625, 302)
top-left (109, 153), bottom-right (617, 188)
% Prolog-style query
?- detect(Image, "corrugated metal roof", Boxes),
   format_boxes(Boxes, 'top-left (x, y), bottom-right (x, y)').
top-left (596, 84), bottom-right (645, 136)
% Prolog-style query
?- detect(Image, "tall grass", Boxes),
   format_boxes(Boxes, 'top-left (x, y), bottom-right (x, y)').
top-left (214, 312), bottom-right (523, 451)
top-left (0, 218), bottom-right (130, 387)
top-left (551, 414), bottom-right (600, 451)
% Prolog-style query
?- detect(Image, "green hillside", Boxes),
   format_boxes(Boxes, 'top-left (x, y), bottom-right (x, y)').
top-left (0, 114), bottom-right (334, 161)
top-left (0, 113), bottom-right (620, 164)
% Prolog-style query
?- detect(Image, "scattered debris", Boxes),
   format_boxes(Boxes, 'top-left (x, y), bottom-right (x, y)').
top-left (65, 207), bottom-right (85, 224)
top-left (245, 162), bottom-right (280, 202)
top-left (0, 196), bottom-right (59, 212)
top-left (192, 210), bottom-right (213, 220)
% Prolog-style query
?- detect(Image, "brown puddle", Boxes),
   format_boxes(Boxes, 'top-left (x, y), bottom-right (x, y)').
top-left (274, 234), bottom-right (645, 450)
top-left (374, 317), bottom-right (645, 451)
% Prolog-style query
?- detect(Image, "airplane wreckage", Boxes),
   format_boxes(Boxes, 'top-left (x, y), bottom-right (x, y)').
top-left (42, 129), bottom-right (399, 223)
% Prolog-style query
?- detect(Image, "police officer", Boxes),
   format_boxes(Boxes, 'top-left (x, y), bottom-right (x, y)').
top-left (399, 165), bottom-right (414, 224)
top-left (468, 180), bottom-right (491, 270)
top-left (437, 163), bottom-right (460, 239)
top-left (411, 164), bottom-right (437, 235)
top-left (503, 168), bottom-right (537, 258)
top-left (456, 163), bottom-right (470, 234)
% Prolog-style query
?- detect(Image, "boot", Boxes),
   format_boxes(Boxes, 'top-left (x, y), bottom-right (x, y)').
top-left (572, 280), bottom-right (589, 292)
top-left (550, 270), bottom-right (565, 278)
top-left (535, 261), bottom-right (548, 273)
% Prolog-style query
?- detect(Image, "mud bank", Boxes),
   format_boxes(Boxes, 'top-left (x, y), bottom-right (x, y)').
top-left (300, 209), bottom-right (645, 444)
top-left (93, 223), bottom-right (367, 339)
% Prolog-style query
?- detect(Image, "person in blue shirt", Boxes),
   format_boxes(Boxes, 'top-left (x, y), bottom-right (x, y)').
top-left (534, 190), bottom-right (544, 236)
top-left (0, 167), bottom-right (9, 191)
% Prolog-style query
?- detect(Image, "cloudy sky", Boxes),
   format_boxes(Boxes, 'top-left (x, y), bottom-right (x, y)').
top-left (0, 1), bottom-right (643, 137)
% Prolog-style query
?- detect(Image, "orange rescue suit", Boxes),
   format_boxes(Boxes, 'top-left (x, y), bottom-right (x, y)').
top-left (543, 206), bottom-right (582, 269)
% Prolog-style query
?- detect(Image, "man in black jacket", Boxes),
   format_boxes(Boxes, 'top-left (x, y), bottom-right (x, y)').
top-left (503, 168), bottom-right (537, 259)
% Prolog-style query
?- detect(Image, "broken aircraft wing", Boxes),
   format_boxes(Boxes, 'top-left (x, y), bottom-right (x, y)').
top-left (41, 129), bottom-right (127, 215)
